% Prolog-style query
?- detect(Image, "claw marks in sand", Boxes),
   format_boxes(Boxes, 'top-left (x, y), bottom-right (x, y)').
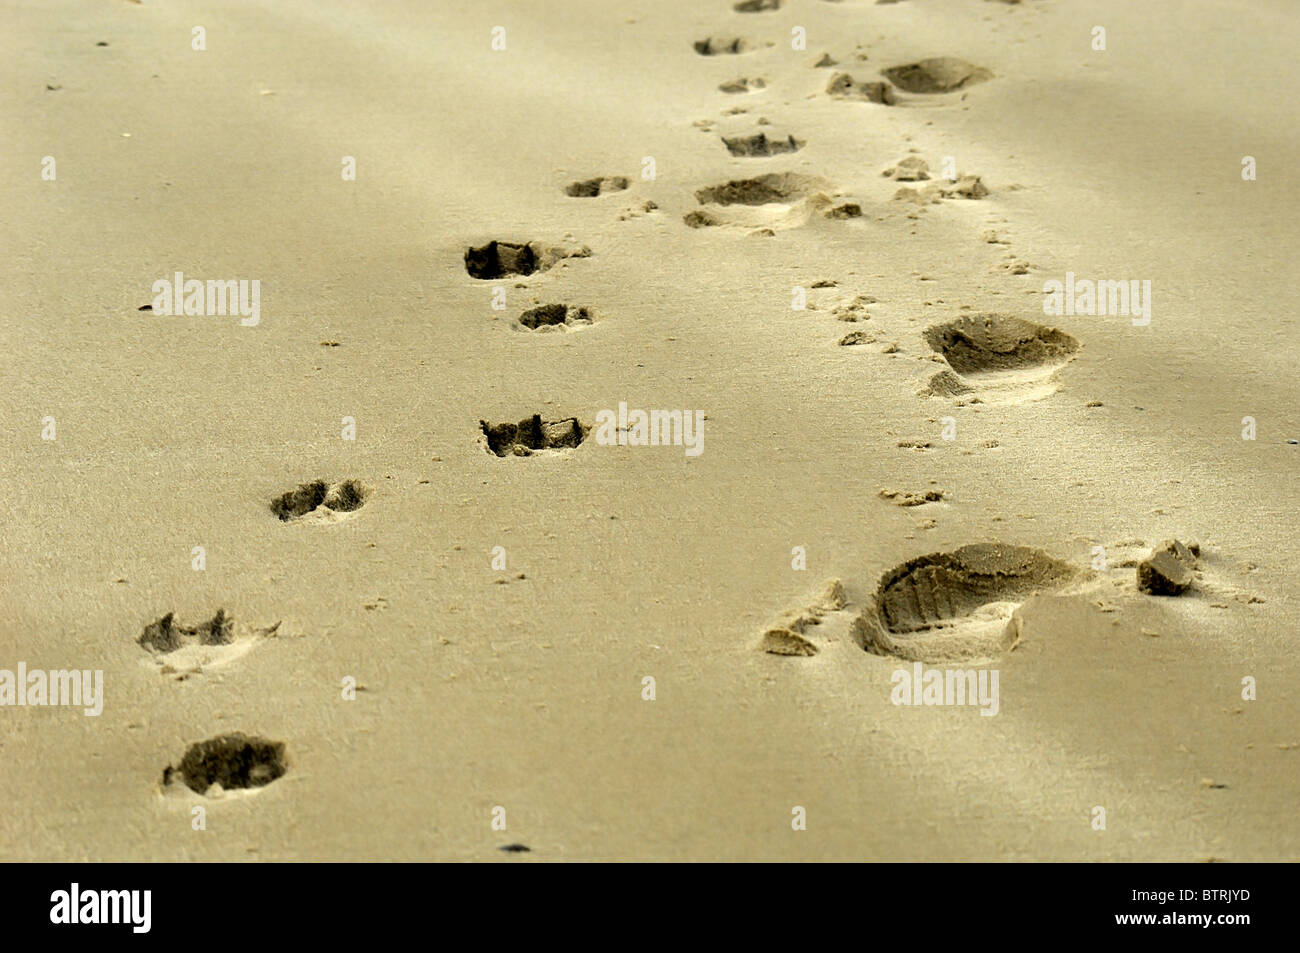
top-left (271, 479), bottom-right (370, 523)
top-left (464, 239), bottom-right (592, 279)
top-left (760, 579), bottom-right (848, 656)
top-left (921, 313), bottom-right (1079, 402)
top-left (854, 544), bottom-right (1080, 661)
top-left (480, 414), bottom-right (588, 456)
top-left (139, 609), bottom-right (282, 679)
top-left (162, 733), bottom-right (287, 798)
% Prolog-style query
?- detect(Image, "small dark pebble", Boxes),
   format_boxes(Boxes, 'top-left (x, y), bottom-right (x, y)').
top-left (138, 304), bottom-right (152, 311)
top-left (499, 844), bottom-right (531, 853)
top-left (96, 41), bottom-right (109, 47)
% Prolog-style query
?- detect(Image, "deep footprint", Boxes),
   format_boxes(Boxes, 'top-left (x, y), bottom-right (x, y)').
top-left (695, 173), bottom-right (827, 205)
top-left (464, 240), bottom-right (591, 279)
top-left (695, 37), bottom-right (749, 55)
top-left (923, 313), bottom-right (1079, 376)
top-left (881, 57), bottom-right (993, 94)
top-left (564, 176), bottom-right (629, 198)
top-left (480, 414), bottom-right (588, 456)
top-left (722, 132), bottom-right (804, 157)
top-left (517, 304), bottom-right (595, 331)
top-left (854, 543), bottom-right (1079, 661)
top-left (139, 609), bottom-right (280, 678)
top-left (271, 479), bottom-right (370, 522)
top-left (164, 733), bottom-right (288, 796)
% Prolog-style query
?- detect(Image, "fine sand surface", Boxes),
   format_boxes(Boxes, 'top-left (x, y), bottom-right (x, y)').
top-left (2, 0), bottom-right (1297, 861)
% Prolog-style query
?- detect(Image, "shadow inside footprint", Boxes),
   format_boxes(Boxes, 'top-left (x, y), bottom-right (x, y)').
top-left (695, 173), bottom-right (826, 205)
top-left (165, 733), bottom-right (287, 796)
top-left (271, 479), bottom-right (369, 521)
top-left (854, 543), bottom-right (1079, 661)
top-left (480, 414), bottom-right (588, 456)
top-left (881, 57), bottom-right (993, 94)
top-left (924, 314), bottom-right (1079, 376)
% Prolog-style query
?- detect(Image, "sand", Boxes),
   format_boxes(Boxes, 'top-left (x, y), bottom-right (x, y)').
top-left (1, 0), bottom-right (1297, 862)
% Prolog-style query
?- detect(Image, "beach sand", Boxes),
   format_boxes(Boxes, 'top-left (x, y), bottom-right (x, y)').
top-left (1, 0), bottom-right (1297, 861)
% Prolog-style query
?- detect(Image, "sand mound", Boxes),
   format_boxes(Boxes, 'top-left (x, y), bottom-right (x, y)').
top-left (480, 415), bottom-right (588, 456)
top-left (881, 57), bottom-right (993, 93)
top-left (165, 733), bottom-right (288, 796)
top-left (923, 314), bottom-right (1079, 375)
top-left (270, 479), bottom-right (370, 522)
top-left (853, 543), bottom-right (1078, 661)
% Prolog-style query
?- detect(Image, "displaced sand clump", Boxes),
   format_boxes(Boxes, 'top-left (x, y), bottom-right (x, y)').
top-left (881, 57), bottom-right (993, 94)
top-left (827, 72), bottom-right (896, 105)
top-left (1137, 539), bottom-right (1200, 595)
top-left (760, 579), bottom-right (847, 656)
top-left (854, 543), bottom-right (1079, 661)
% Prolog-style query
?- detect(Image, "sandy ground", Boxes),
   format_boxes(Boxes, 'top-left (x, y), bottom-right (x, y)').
top-left (1, 0), bottom-right (1297, 861)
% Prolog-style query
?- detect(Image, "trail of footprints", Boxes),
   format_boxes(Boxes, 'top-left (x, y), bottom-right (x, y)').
top-left (131, 8), bottom-right (1259, 830)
